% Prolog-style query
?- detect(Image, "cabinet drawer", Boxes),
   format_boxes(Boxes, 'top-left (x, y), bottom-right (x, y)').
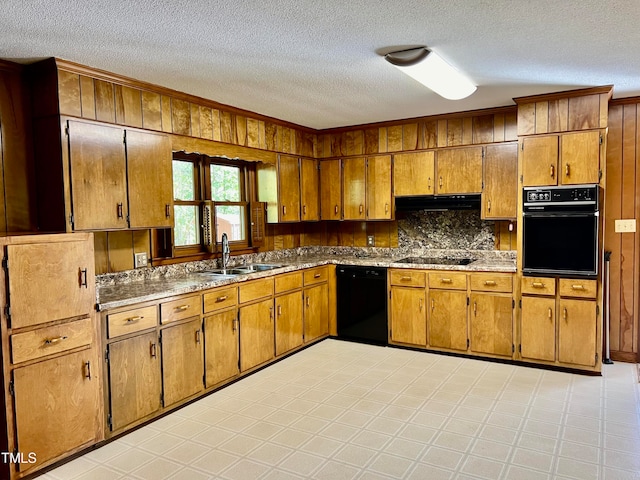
top-left (108, 305), bottom-right (158, 338)
top-left (239, 278), bottom-right (274, 304)
top-left (203, 286), bottom-right (238, 313)
top-left (304, 267), bottom-right (328, 286)
top-left (428, 272), bottom-right (467, 290)
top-left (11, 317), bottom-right (93, 364)
top-left (389, 269), bottom-right (426, 287)
top-left (470, 273), bottom-right (513, 293)
top-left (558, 279), bottom-right (597, 299)
top-left (275, 272), bottom-right (303, 294)
top-left (160, 295), bottom-right (200, 324)
top-left (521, 277), bottom-right (556, 296)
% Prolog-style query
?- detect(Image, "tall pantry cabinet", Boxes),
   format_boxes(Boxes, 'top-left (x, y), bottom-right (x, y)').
top-left (0, 233), bottom-right (102, 480)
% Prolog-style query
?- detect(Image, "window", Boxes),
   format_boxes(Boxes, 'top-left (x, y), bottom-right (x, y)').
top-left (172, 154), bottom-right (251, 255)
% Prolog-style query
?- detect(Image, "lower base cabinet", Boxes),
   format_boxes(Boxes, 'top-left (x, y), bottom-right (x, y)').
top-left (428, 290), bottom-right (468, 351)
top-left (390, 286), bottom-right (426, 346)
top-left (558, 298), bottom-right (597, 366)
top-left (304, 283), bottom-right (329, 342)
top-left (520, 296), bottom-right (556, 362)
top-left (239, 298), bottom-right (275, 372)
top-left (161, 318), bottom-right (203, 407)
top-left (107, 331), bottom-right (161, 431)
top-left (204, 309), bottom-right (239, 387)
top-left (13, 349), bottom-right (101, 474)
top-left (470, 293), bottom-right (513, 357)
top-left (275, 291), bottom-right (304, 355)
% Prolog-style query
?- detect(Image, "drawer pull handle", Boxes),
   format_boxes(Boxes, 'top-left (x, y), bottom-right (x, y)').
top-left (401, 276), bottom-right (412, 281)
top-left (440, 278), bottom-right (452, 284)
top-left (126, 316), bottom-right (143, 323)
top-left (313, 273), bottom-right (321, 279)
top-left (531, 282), bottom-right (545, 288)
top-left (44, 335), bottom-right (67, 345)
top-left (150, 342), bottom-right (157, 358)
top-left (484, 280), bottom-right (497, 286)
top-left (175, 304), bottom-right (190, 311)
top-left (85, 361), bottom-right (92, 380)
top-left (216, 295), bottom-right (228, 302)
top-left (571, 284), bottom-right (585, 290)
top-left (79, 268), bottom-right (88, 288)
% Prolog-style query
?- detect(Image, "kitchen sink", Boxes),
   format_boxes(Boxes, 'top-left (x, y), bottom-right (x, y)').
top-left (197, 268), bottom-right (248, 276)
top-left (197, 264), bottom-right (286, 276)
top-left (237, 263), bottom-right (285, 272)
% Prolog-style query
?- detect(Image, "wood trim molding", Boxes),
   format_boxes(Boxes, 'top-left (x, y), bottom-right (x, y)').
top-left (610, 350), bottom-right (639, 363)
top-left (513, 85), bottom-right (614, 104)
top-left (0, 59), bottom-right (25, 73)
top-left (609, 95), bottom-right (640, 107)
top-left (52, 58), bottom-right (317, 134)
top-left (171, 134), bottom-right (278, 164)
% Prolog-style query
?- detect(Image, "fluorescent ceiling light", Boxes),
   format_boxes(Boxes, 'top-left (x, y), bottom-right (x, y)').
top-left (384, 47), bottom-right (477, 100)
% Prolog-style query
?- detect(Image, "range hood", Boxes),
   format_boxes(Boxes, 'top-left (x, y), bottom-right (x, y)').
top-left (395, 194), bottom-right (481, 211)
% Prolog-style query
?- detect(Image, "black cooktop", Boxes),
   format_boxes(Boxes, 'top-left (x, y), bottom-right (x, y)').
top-left (396, 257), bottom-right (474, 266)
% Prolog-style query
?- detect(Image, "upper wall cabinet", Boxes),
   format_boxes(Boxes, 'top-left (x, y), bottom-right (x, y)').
top-left (393, 151), bottom-right (435, 196)
top-left (34, 117), bottom-right (173, 232)
top-left (342, 155), bottom-right (392, 220)
top-left (482, 142), bottom-right (518, 220)
top-left (319, 159), bottom-right (342, 220)
top-left (435, 146), bottom-right (483, 194)
top-left (300, 157), bottom-right (320, 221)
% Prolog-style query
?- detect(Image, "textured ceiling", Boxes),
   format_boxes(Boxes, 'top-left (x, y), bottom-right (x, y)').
top-left (2, 0), bottom-right (639, 129)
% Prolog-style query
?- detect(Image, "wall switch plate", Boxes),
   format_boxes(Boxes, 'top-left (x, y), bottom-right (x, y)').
top-left (367, 235), bottom-right (375, 246)
top-left (134, 252), bottom-right (148, 268)
top-left (615, 219), bottom-right (636, 233)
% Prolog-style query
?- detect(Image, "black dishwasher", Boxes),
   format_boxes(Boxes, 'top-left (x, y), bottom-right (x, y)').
top-left (336, 265), bottom-right (388, 346)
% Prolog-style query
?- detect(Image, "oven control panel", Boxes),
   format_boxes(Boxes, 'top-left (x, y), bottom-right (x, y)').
top-left (524, 185), bottom-right (598, 205)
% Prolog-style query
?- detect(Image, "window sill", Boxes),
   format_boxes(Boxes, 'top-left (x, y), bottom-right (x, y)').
top-left (152, 246), bottom-right (259, 267)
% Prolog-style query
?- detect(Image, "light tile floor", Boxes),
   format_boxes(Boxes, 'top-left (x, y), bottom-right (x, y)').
top-left (42, 340), bottom-right (640, 480)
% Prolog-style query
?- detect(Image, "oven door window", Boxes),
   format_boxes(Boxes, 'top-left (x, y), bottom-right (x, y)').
top-left (523, 213), bottom-right (598, 277)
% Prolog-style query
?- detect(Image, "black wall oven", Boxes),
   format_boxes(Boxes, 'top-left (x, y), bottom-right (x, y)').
top-left (522, 184), bottom-right (600, 278)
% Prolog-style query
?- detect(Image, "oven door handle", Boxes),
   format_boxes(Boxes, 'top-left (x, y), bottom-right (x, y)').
top-left (523, 212), bottom-right (595, 218)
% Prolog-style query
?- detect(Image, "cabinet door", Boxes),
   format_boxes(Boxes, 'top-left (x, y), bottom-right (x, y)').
top-left (558, 299), bottom-right (597, 366)
top-left (390, 286), bottom-right (426, 346)
top-left (108, 332), bottom-right (161, 431)
top-left (7, 239), bottom-right (94, 329)
top-left (204, 309), bottom-right (239, 387)
top-left (522, 135), bottom-right (559, 186)
top-left (366, 155), bottom-right (392, 219)
top-left (304, 283), bottom-right (329, 342)
top-left (161, 318), bottom-right (203, 407)
top-left (278, 155), bottom-right (301, 222)
top-left (560, 130), bottom-right (600, 185)
top-left (126, 130), bottom-right (173, 228)
top-left (239, 298), bottom-right (275, 371)
top-left (13, 349), bottom-right (101, 473)
top-left (482, 143), bottom-right (518, 219)
top-left (436, 146), bottom-right (483, 194)
top-left (275, 291), bottom-right (304, 355)
top-left (300, 158), bottom-right (320, 221)
top-left (520, 296), bottom-right (556, 362)
top-left (428, 290), bottom-right (468, 351)
top-left (342, 157), bottom-right (366, 220)
top-left (67, 120), bottom-right (128, 230)
top-left (394, 151), bottom-right (436, 196)
top-left (320, 159), bottom-right (342, 220)
top-left (470, 293), bottom-right (513, 357)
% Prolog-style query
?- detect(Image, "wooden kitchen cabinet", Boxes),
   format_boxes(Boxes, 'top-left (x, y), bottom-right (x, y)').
top-left (125, 129), bottom-right (173, 228)
top-left (482, 143), bottom-right (518, 219)
top-left (557, 278), bottom-right (599, 367)
top-left (106, 331), bottom-right (161, 432)
top-left (239, 298), bottom-right (275, 371)
top-left (390, 286), bottom-right (426, 347)
top-left (394, 151), bottom-right (435, 196)
top-left (204, 309), bottom-right (239, 387)
top-left (522, 130), bottom-right (601, 186)
top-left (300, 157), bottom-right (320, 221)
top-left (428, 289), bottom-right (468, 351)
top-left (161, 317), bottom-right (203, 407)
top-left (520, 295), bottom-right (556, 362)
top-left (342, 155), bottom-right (392, 220)
top-left (0, 233), bottom-right (101, 480)
top-left (435, 146), bottom-right (483, 194)
top-left (275, 291), bottom-right (304, 355)
top-left (278, 154), bottom-right (301, 222)
top-left (303, 266), bottom-right (330, 343)
top-left (320, 159), bottom-right (342, 220)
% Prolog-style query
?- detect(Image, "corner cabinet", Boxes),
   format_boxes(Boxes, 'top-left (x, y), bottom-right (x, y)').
top-left (34, 117), bottom-right (173, 232)
top-left (0, 233), bottom-right (102, 480)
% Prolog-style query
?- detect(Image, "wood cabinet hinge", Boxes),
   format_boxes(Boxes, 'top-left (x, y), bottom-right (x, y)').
top-left (466, 339), bottom-right (470, 349)
top-left (599, 134), bottom-right (603, 145)
top-left (107, 413), bottom-right (112, 430)
top-left (8, 380), bottom-right (14, 396)
top-left (512, 344), bottom-right (515, 353)
top-left (595, 353), bottom-right (599, 363)
top-left (512, 299), bottom-right (515, 309)
top-left (2, 256), bottom-right (8, 272)
top-left (467, 297), bottom-right (470, 306)
top-left (519, 299), bottom-right (522, 308)
top-left (599, 170), bottom-right (603, 180)
top-left (160, 393), bottom-right (164, 406)
top-left (65, 124), bottom-right (70, 136)
top-left (519, 174), bottom-right (523, 183)
top-left (519, 344), bottom-right (522, 353)
top-left (69, 213), bottom-right (74, 228)
top-left (521, 142), bottom-right (524, 151)
top-left (596, 305), bottom-right (600, 316)
top-left (482, 148), bottom-right (485, 159)
top-left (389, 290), bottom-right (391, 299)
top-left (123, 131), bottom-right (127, 144)
top-left (4, 305), bottom-right (11, 323)
top-left (105, 348), bottom-right (110, 363)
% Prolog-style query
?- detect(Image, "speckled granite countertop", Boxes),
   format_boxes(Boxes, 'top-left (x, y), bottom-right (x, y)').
top-left (96, 248), bottom-right (516, 311)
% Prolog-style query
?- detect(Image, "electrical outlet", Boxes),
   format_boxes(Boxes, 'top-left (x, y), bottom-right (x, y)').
top-left (367, 235), bottom-right (375, 247)
top-left (615, 219), bottom-right (636, 233)
top-left (134, 252), bottom-right (148, 268)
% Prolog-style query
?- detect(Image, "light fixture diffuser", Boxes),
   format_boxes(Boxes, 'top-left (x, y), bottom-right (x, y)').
top-left (385, 47), bottom-right (477, 100)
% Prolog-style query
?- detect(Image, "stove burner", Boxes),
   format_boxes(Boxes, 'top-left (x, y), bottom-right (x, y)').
top-left (395, 257), bottom-right (474, 266)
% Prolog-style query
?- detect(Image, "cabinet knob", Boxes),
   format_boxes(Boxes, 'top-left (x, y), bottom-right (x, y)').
top-left (431, 299), bottom-right (435, 311)
top-left (314, 273), bottom-right (321, 279)
top-left (282, 205), bottom-right (287, 216)
top-left (277, 305), bottom-right (282, 316)
top-left (401, 276), bottom-right (412, 281)
top-left (306, 296), bottom-right (310, 307)
top-left (385, 203), bottom-right (389, 214)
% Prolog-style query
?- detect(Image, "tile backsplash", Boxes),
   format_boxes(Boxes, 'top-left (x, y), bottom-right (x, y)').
top-left (397, 210), bottom-right (495, 250)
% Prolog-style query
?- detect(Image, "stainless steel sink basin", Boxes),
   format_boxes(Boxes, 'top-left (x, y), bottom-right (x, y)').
top-left (237, 263), bottom-right (285, 272)
top-left (197, 268), bottom-right (247, 276)
top-left (197, 264), bottom-right (285, 276)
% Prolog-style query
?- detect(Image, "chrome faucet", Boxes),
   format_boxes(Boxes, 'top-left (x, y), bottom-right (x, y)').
top-left (221, 233), bottom-right (230, 270)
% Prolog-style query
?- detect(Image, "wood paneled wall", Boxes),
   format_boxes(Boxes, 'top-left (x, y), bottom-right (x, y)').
top-left (605, 99), bottom-right (640, 361)
top-left (0, 61), bottom-right (36, 233)
top-left (316, 108), bottom-right (517, 158)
